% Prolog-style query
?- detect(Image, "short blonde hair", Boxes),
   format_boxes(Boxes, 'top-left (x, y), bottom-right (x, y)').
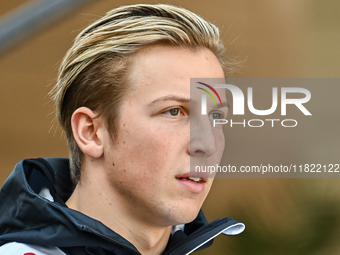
top-left (50, 3), bottom-right (232, 185)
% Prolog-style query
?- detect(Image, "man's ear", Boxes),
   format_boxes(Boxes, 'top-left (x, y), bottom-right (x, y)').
top-left (71, 107), bottom-right (104, 159)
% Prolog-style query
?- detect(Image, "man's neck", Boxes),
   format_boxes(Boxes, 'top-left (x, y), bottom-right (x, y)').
top-left (66, 168), bottom-right (172, 255)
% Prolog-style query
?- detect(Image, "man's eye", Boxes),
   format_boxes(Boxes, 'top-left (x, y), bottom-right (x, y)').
top-left (210, 112), bottom-right (223, 119)
top-left (169, 108), bottom-right (180, 116)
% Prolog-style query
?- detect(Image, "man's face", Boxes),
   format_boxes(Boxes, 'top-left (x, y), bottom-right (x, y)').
top-left (101, 45), bottom-right (226, 226)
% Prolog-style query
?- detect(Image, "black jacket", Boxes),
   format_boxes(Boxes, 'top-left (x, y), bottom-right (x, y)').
top-left (0, 158), bottom-right (244, 254)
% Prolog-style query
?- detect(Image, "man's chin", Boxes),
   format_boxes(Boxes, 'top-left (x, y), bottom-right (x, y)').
top-left (165, 205), bottom-right (201, 226)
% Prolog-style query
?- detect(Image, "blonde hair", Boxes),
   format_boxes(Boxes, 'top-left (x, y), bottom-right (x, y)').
top-left (50, 3), bottom-right (233, 185)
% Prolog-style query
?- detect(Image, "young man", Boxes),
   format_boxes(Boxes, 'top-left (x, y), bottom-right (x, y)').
top-left (0, 4), bottom-right (244, 255)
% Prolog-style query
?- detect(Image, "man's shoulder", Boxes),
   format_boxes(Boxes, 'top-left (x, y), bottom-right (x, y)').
top-left (0, 242), bottom-right (66, 255)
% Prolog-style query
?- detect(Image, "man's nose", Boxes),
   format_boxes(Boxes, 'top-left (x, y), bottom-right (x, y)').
top-left (189, 118), bottom-right (217, 157)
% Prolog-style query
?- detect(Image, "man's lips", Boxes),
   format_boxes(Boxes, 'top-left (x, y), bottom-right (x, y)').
top-left (175, 173), bottom-right (208, 193)
top-left (175, 172), bottom-right (207, 183)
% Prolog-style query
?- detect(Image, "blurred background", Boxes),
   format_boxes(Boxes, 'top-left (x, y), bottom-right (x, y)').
top-left (1, 0), bottom-right (340, 254)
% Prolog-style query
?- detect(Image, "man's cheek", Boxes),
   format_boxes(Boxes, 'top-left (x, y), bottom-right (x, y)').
top-left (216, 131), bottom-right (225, 153)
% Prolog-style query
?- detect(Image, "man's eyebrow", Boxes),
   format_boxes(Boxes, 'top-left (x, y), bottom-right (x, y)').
top-left (148, 95), bottom-right (229, 110)
top-left (221, 102), bottom-right (230, 110)
top-left (148, 95), bottom-right (197, 105)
